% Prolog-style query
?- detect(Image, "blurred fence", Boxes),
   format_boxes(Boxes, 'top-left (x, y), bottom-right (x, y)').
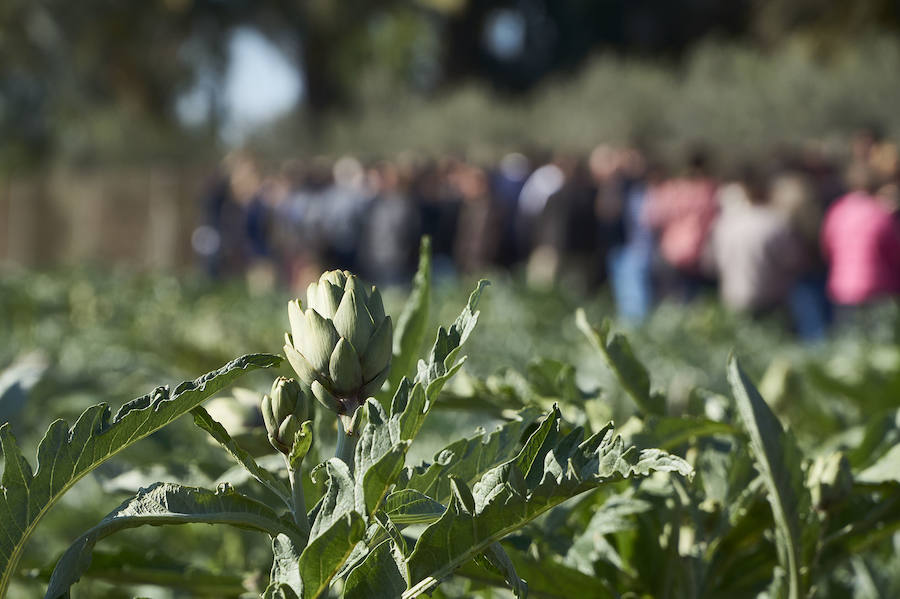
top-left (0, 167), bottom-right (208, 270)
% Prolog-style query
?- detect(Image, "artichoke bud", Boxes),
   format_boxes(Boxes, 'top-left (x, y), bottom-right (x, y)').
top-left (283, 270), bottom-right (393, 414)
top-left (262, 377), bottom-right (309, 454)
top-left (270, 377), bottom-right (307, 423)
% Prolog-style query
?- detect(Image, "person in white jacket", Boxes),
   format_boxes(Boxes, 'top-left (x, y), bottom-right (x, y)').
top-left (712, 166), bottom-right (804, 315)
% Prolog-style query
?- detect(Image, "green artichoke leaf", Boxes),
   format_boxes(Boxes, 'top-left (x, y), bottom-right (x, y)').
top-left (44, 482), bottom-right (305, 599)
top-left (297, 511), bottom-right (366, 599)
top-left (266, 533), bottom-right (303, 597)
top-left (575, 309), bottom-right (666, 416)
top-left (390, 236), bottom-right (432, 392)
top-left (355, 400), bottom-right (411, 518)
top-left (343, 538), bottom-right (409, 599)
top-left (455, 544), bottom-right (615, 599)
top-left (728, 356), bottom-right (817, 599)
top-left (45, 547), bottom-right (250, 596)
top-left (396, 406), bottom-right (544, 504)
top-left (382, 489), bottom-right (446, 525)
top-left (308, 459), bottom-right (358, 542)
top-left (402, 406), bottom-right (692, 598)
top-left (415, 279), bottom-right (490, 410)
top-left (0, 353), bottom-right (281, 597)
top-left (315, 278), bottom-right (493, 535)
top-left (477, 542), bottom-right (528, 599)
top-left (191, 405), bottom-right (292, 508)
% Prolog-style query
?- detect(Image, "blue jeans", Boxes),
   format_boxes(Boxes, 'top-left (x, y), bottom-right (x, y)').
top-left (789, 273), bottom-right (831, 342)
top-left (608, 245), bottom-right (653, 325)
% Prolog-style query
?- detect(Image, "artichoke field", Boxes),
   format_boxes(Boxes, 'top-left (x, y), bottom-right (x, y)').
top-left (2, 241), bottom-right (900, 598)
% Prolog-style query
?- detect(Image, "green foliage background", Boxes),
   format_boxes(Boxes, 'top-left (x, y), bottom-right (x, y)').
top-left (2, 269), bottom-right (900, 597)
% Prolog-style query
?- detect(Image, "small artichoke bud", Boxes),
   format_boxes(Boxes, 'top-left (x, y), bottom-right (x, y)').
top-left (262, 377), bottom-right (309, 454)
top-left (270, 377), bottom-right (308, 423)
top-left (284, 271), bottom-right (392, 418)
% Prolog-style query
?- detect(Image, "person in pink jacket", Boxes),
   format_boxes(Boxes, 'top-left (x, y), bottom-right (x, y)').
top-left (641, 150), bottom-right (719, 300)
top-left (821, 168), bottom-right (900, 306)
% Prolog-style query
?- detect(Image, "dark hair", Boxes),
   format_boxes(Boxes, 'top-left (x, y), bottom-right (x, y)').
top-left (687, 146), bottom-right (710, 174)
top-left (739, 164), bottom-right (768, 204)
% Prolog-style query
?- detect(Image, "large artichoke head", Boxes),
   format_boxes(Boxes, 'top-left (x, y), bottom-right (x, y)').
top-left (284, 270), bottom-right (392, 422)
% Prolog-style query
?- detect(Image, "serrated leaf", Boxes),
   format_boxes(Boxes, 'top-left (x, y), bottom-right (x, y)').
top-left (298, 511), bottom-right (366, 599)
top-left (397, 406), bottom-right (544, 504)
top-left (575, 309), bottom-right (666, 415)
top-left (44, 482), bottom-right (304, 598)
top-left (0, 353), bottom-right (281, 596)
top-left (728, 356), bottom-right (813, 599)
top-left (415, 280), bottom-right (489, 410)
top-left (403, 406), bottom-right (691, 597)
top-left (354, 279), bottom-right (489, 473)
top-left (333, 520), bottom-right (387, 583)
top-left (390, 236), bottom-right (432, 393)
top-left (191, 405), bottom-right (292, 508)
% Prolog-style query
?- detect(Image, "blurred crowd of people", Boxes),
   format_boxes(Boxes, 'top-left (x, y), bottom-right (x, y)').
top-left (194, 128), bottom-right (900, 342)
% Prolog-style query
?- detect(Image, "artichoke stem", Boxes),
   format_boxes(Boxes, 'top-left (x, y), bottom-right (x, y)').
top-left (335, 416), bottom-right (358, 469)
top-left (285, 455), bottom-right (310, 542)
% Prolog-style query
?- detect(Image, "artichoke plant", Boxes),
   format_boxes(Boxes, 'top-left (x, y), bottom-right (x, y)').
top-left (261, 376), bottom-right (309, 454)
top-left (283, 270), bottom-right (392, 431)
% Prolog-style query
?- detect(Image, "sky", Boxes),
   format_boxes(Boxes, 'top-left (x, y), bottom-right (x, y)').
top-left (176, 27), bottom-right (303, 145)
